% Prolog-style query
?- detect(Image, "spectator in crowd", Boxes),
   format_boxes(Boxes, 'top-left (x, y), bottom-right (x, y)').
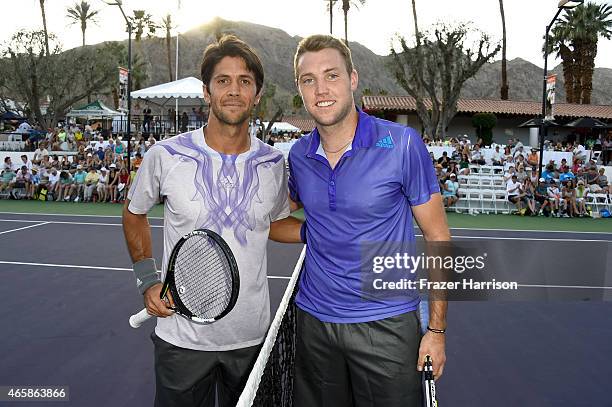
top-left (504, 165), bottom-right (516, 183)
top-left (67, 165), bottom-right (87, 202)
top-left (437, 151), bottom-right (451, 168)
top-left (20, 155), bottom-right (32, 171)
top-left (575, 180), bottom-right (589, 217)
top-left (541, 163), bottom-right (555, 182)
top-left (534, 178), bottom-right (551, 216)
top-left (10, 166), bottom-right (31, 199)
top-left (586, 166), bottom-right (601, 192)
top-left (471, 144), bottom-right (486, 165)
top-left (513, 145), bottom-right (525, 160)
top-left (561, 181), bottom-right (576, 218)
top-left (559, 166), bottom-right (575, 184)
top-left (27, 168), bottom-right (40, 199)
top-left (547, 179), bottom-right (562, 217)
top-left (459, 153), bottom-right (470, 175)
top-left (506, 174), bottom-right (522, 212)
top-left (526, 148), bottom-right (539, 168)
top-left (83, 167), bottom-right (99, 202)
top-left (597, 168), bottom-right (609, 193)
top-left (180, 111), bottom-right (189, 132)
top-left (451, 145), bottom-right (461, 162)
top-left (56, 170), bottom-right (73, 201)
top-left (97, 168), bottom-right (109, 202)
top-left (115, 167), bottom-right (131, 202)
top-left (573, 142), bottom-right (587, 162)
top-left (442, 173), bottom-right (459, 209)
top-left (447, 161), bottom-right (459, 178)
top-left (521, 178), bottom-right (536, 216)
top-left (107, 164), bottom-right (119, 202)
top-left (491, 145), bottom-right (503, 166)
top-left (515, 164), bottom-right (527, 183)
top-left (529, 168), bottom-right (538, 185)
top-left (33, 142), bottom-right (50, 163)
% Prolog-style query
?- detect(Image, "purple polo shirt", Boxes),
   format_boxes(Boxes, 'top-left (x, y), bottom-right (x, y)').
top-left (288, 109), bottom-right (439, 323)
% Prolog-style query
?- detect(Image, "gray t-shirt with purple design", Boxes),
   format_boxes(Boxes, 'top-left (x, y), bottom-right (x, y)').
top-left (128, 128), bottom-right (290, 351)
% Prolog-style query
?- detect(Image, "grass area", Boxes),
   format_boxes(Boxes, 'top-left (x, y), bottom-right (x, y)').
top-left (0, 200), bottom-right (609, 233)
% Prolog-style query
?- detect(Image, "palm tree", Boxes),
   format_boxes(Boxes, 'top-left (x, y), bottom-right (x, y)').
top-left (161, 14), bottom-right (174, 82)
top-left (549, 2), bottom-right (612, 104)
top-left (128, 10), bottom-right (159, 90)
top-left (325, 0), bottom-right (337, 34)
top-left (336, 0), bottom-right (366, 47)
top-left (66, 1), bottom-right (99, 47)
top-left (499, 0), bottom-right (509, 100)
top-left (39, 0), bottom-right (50, 56)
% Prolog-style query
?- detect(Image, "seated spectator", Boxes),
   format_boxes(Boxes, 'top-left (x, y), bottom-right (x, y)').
top-left (527, 148), bottom-right (539, 168)
top-left (506, 174), bottom-right (522, 212)
top-left (572, 158), bottom-right (583, 174)
top-left (83, 167), bottom-right (99, 202)
top-left (504, 165), bottom-right (516, 182)
top-left (0, 165), bottom-right (16, 197)
top-left (435, 164), bottom-right (446, 188)
top-left (27, 167), bottom-right (40, 199)
top-left (573, 142), bottom-right (587, 162)
top-left (11, 166), bottom-right (32, 199)
top-left (585, 166), bottom-right (601, 192)
top-left (491, 145), bottom-right (503, 166)
top-left (547, 180), bottom-right (562, 217)
top-left (471, 144), bottom-right (486, 165)
top-left (561, 181), bottom-right (577, 217)
top-left (447, 161), bottom-right (459, 178)
top-left (515, 164), bottom-right (527, 183)
top-left (522, 178), bottom-right (536, 216)
top-left (442, 173), bottom-right (459, 209)
top-left (529, 168), bottom-right (538, 185)
top-left (437, 151), bottom-right (451, 168)
top-left (559, 167), bottom-right (575, 184)
top-left (534, 178), bottom-right (550, 216)
top-left (513, 145), bottom-right (526, 160)
top-left (597, 168), bottom-right (609, 193)
top-left (575, 180), bottom-right (589, 217)
top-left (458, 154), bottom-right (470, 175)
top-left (97, 168), bottom-right (109, 202)
top-left (503, 146), bottom-right (513, 165)
top-left (56, 170), bottom-right (73, 201)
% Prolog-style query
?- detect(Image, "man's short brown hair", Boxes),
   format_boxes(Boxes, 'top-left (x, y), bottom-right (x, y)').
top-left (293, 35), bottom-right (354, 82)
top-left (200, 35), bottom-right (264, 95)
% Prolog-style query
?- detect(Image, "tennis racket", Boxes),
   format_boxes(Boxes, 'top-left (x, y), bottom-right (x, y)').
top-left (423, 354), bottom-right (438, 407)
top-left (129, 229), bottom-right (240, 328)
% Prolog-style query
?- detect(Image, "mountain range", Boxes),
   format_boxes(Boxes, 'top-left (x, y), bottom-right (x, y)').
top-left (125, 18), bottom-right (612, 110)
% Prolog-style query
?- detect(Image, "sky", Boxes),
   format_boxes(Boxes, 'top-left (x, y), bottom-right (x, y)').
top-left (2, 0), bottom-right (612, 69)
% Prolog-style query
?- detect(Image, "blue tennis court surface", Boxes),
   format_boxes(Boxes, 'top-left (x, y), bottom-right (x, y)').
top-left (0, 212), bottom-right (610, 406)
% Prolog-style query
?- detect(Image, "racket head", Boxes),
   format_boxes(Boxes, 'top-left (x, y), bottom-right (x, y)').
top-left (162, 229), bottom-right (240, 324)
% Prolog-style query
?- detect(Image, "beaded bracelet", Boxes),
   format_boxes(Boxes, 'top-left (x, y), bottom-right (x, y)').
top-left (427, 326), bottom-right (446, 334)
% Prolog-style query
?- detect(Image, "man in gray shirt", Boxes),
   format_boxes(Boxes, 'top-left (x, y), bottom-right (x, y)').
top-left (122, 35), bottom-right (301, 407)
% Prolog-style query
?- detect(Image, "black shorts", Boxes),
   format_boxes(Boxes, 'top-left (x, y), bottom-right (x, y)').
top-left (151, 333), bottom-right (259, 407)
top-left (295, 309), bottom-right (423, 407)
top-left (535, 196), bottom-right (548, 204)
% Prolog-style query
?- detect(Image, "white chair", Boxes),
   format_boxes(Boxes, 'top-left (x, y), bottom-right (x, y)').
top-left (492, 165), bottom-right (504, 175)
top-left (457, 174), bottom-right (469, 186)
top-left (480, 165), bottom-right (493, 175)
top-left (586, 193), bottom-right (610, 214)
top-left (480, 189), bottom-right (496, 214)
top-left (494, 190), bottom-right (509, 214)
top-left (467, 189), bottom-right (482, 213)
top-left (467, 175), bottom-right (481, 188)
top-left (480, 177), bottom-right (494, 188)
top-left (469, 164), bottom-right (480, 174)
top-left (455, 188), bottom-right (469, 213)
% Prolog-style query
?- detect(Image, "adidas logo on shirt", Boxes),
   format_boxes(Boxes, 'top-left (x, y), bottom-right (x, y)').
top-left (375, 134), bottom-right (394, 149)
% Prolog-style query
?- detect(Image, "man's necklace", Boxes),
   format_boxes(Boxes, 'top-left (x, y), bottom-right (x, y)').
top-left (322, 139), bottom-right (352, 154)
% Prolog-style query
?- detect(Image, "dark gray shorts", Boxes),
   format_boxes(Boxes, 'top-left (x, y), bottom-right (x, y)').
top-left (294, 309), bottom-right (423, 407)
top-left (151, 333), bottom-right (259, 407)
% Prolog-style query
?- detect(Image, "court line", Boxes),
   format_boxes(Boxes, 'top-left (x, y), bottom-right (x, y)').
top-left (414, 234), bottom-right (611, 242)
top-left (1, 211), bottom-right (610, 235)
top-left (0, 211), bottom-right (163, 220)
top-left (0, 222), bottom-right (50, 236)
top-left (0, 219), bottom-right (607, 241)
top-left (0, 219), bottom-right (163, 228)
top-left (0, 260), bottom-right (290, 279)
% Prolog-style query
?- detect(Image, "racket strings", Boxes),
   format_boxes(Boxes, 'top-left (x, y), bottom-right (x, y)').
top-left (173, 234), bottom-right (234, 319)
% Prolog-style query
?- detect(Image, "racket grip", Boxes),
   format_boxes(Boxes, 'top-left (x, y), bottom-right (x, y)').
top-left (129, 308), bottom-right (153, 328)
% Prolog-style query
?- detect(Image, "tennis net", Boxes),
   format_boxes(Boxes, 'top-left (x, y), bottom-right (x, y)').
top-left (236, 246), bottom-right (306, 407)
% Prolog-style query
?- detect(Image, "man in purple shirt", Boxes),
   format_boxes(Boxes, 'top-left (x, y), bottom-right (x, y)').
top-left (280, 35), bottom-right (450, 406)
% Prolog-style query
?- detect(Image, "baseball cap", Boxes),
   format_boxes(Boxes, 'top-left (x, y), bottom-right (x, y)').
top-left (87, 153), bottom-right (92, 157)
top-left (539, 177), bottom-right (545, 182)
top-left (76, 165), bottom-right (82, 169)
top-left (109, 163), bottom-right (117, 168)
top-left (450, 173), bottom-right (456, 178)
top-left (101, 167), bottom-right (107, 172)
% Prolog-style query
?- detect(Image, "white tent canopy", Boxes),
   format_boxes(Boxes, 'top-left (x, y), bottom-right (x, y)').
top-left (67, 100), bottom-right (123, 118)
top-left (263, 121), bottom-right (301, 133)
top-left (131, 77), bottom-right (204, 102)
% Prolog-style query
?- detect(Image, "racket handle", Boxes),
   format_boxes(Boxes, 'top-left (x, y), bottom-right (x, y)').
top-left (129, 308), bottom-right (152, 328)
